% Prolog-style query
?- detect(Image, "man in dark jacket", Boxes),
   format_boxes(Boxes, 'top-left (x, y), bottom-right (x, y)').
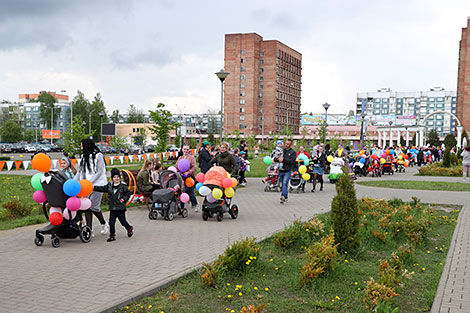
top-left (198, 140), bottom-right (213, 174)
top-left (275, 139), bottom-right (296, 204)
top-left (94, 168), bottom-right (133, 242)
top-left (239, 140), bottom-right (249, 159)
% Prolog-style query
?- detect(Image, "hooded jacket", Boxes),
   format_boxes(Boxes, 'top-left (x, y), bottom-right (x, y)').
top-left (93, 182), bottom-right (131, 211)
top-left (209, 151), bottom-right (239, 175)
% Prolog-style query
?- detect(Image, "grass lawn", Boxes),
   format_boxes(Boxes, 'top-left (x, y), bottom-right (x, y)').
top-left (357, 180), bottom-right (470, 191)
top-left (117, 202), bottom-right (458, 313)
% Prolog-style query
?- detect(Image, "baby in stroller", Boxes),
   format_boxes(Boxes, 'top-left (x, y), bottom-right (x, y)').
top-left (262, 141), bottom-right (283, 192)
top-left (370, 157), bottom-right (382, 177)
top-left (201, 166), bottom-right (239, 222)
top-left (148, 169), bottom-right (186, 221)
top-left (382, 153), bottom-right (394, 175)
top-left (289, 159), bottom-right (307, 193)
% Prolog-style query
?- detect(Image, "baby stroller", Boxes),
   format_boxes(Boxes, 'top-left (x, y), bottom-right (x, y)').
top-left (370, 159), bottom-right (382, 177)
top-left (35, 171), bottom-right (92, 248)
top-left (201, 166), bottom-right (239, 222)
top-left (328, 157), bottom-right (344, 183)
top-left (396, 159), bottom-right (406, 173)
top-left (148, 170), bottom-right (186, 221)
top-left (382, 155), bottom-right (394, 175)
top-left (264, 165), bottom-right (281, 192)
top-left (289, 170), bottom-right (306, 193)
top-left (353, 157), bottom-right (369, 177)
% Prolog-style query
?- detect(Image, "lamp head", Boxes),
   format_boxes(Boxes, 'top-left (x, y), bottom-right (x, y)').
top-left (215, 69), bottom-right (229, 82)
top-left (322, 102), bottom-right (331, 111)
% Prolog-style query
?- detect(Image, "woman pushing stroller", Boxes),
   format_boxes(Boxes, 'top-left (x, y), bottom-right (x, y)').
top-left (311, 145), bottom-right (326, 192)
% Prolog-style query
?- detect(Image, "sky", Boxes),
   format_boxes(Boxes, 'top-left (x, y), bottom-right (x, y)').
top-left (0, 0), bottom-right (470, 116)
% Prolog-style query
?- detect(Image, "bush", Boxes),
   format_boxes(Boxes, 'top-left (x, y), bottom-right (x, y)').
top-left (240, 304), bottom-right (266, 313)
top-left (442, 148), bottom-right (451, 168)
top-left (200, 262), bottom-right (218, 287)
top-left (3, 200), bottom-right (33, 219)
top-left (364, 277), bottom-right (399, 311)
top-left (300, 232), bottom-right (339, 286)
top-left (373, 300), bottom-right (399, 313)
top-left (218, 237), bottom-right (260, 275)
top-left (418, 162), bottom-right (462, 176)
top-left (0, 156), bottom-right (11, 161)
top-left (331, 171), bottom-right (360, 252)
top-left (273, 217), bottom-right (325, 249)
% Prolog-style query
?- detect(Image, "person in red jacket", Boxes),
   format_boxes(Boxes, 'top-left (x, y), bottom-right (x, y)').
top-left (296, 146), bottom-right (311, 160)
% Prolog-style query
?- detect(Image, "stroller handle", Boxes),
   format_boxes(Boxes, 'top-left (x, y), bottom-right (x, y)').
top-left (42, 201), bottom-right (50, 220)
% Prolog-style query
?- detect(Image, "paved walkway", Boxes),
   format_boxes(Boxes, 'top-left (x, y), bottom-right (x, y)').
top-left (0, 166), bottom-right (468, 312)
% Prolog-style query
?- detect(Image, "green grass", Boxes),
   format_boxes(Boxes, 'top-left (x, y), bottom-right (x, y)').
top-left (117, 207), bottom-right (459, 313)
top-left (357, 180), bottom-right (470, 191)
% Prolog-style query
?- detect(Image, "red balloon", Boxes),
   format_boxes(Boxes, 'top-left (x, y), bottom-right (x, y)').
top-left (222, 178), bottom-right (232, 189)
top-left (49, 212), bottom-right (63, 226)
top-left (404, 155), bottom-right (408, 159)
top-left (196, 173), bottom-right (205, 183)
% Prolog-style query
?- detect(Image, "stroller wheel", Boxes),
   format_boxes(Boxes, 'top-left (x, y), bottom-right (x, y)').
top-left (202, 212), bottom-right (209, 221)
top-left (181, 209), bottom-right (188, 218)
top-left (80, 225), bottom-right (92, 243)
top-left (148, 211), bottom-right (153, 220)
top-left (34, 234), bottom-right (44, 246)
top-left (264, 186), bottom-right (268, 192)
top-left (230, 204), bottom-right (239, 219)
top-left (51, 236), bottom-right (61, 248)
top-left (167, 212), bottom-right (174, 221)
top-left (216, 212), bottom-right (223, 222)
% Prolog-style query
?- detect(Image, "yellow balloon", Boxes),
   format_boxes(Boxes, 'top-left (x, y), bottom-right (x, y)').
top-left (302, 173), bottom-right (311, 181)
top-left (398, 155), bottom-right (403, 160)
top-left (227, 173), bottom-right (231, 178)
top-left (380, 158), bottom-right (386, 164)
top-left (299, 165), bottom-right (307, 175)
top-left (212, 188), bottom-right (223, 199)
top-left (327, 155), bottom-right (333, 163)
top-left (225, 187), bottom-right (235, 198)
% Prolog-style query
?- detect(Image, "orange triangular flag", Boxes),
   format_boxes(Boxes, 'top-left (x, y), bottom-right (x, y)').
top-left (124, 156), bottom-right (129, 163)
top-left (152, 153), bottom-right (156, 160)
top-left (143, 154), bottom-right (147, 160)
top-left (104, 157), bottom-right (110, 165)
top-left (15, 161), bottom-right (22, 170)
top-left (158, 153), bottom-right (162, 160)
top-left (166, 152), bottom-right (169, 159)
top-left (133, 155), bottom-right (137, 162)
top-left (173, 151), bottom-right (176, 158)
top-left (0, 161), bottom-right (5, 171)
top-left (71, 159), bottom-right (77, 166)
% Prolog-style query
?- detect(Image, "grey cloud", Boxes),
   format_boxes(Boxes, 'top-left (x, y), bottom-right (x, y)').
top-left (110, 49), bottom-right (177, 69)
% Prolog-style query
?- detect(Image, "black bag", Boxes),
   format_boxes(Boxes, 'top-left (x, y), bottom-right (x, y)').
top-left (152, 189), bottom-right (175, 203)
top-left (41, 171), bottom-right (69, 207)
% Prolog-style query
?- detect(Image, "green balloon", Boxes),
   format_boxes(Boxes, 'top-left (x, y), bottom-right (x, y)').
top-left (31, 173), bottom-right (44, 191)
top-left (263, 156), bottom-right (272, 165)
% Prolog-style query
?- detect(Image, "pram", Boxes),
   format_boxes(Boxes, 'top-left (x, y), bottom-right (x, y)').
top-left (148, 170), bottom-right (186, 221)
top-left (201, 166), bottom-right (239, 222)
top-left (370, 159), bottom-right (382, 177)
top-left (382, 154), bottom-right (394, 175)
top-left (264, 166), bottom-right (281, 192)
top-left (289, 159), bottom-right (307, 193)
top-left (35, 170), bottom-right (92, 248)
top-left (353, 157), bottom-right (369, 177)
top-left (328, 157), bottom-right (344, 183)
top-left (396, 159), bottom-right (406, 173)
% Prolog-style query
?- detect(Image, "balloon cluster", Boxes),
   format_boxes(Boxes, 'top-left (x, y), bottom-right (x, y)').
top-left (297, 154), bottom-right (309, 166)
top-left (298, 165), bottom-right (310, 181)
top-left (30, 153), bottom-right (93, 226)
top-left (194, 171), bottom-right (237, 203)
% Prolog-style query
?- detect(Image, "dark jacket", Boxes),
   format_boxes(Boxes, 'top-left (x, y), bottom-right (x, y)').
top-left (209, 151), bottom-right (239, 175)
top-left (276, 148), bottom-right (296, 172)
top-left (313, 152), bottom-right (327, 169)
top-left (94, 182), bottom-right (131, 211)
top-left (198, 147), bottom-right (212, 174)
top-left (239, 143), bottom-right (248, 159)
top-left (136, 170), bottom-right (153, 194)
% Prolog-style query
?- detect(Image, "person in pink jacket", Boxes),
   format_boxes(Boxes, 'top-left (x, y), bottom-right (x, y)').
top-left (176, 145), bottom-right (199, 212)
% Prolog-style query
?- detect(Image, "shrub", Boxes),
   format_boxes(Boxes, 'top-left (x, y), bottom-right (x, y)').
top-left (300, 232), bottom-right (339, 286)
top-left (218, 237), bottom-right (260, 275)
top-left (0, 156), bottom-right (11, 161)
top-left (200, 262), bottom-right (218, 287)
top-left (442, 148), bottom-right (451, 168)
top-left (240, 304), bottom-right (266, 313)
top-left (273, 217), bottom-right (325, 249)
top-left (373, 300), bottom-right (399, 313)
top-left (397, 244), bottom-right (415, 265)
top-left (3, 200), bottom-right (32, 219)
top-left (331, 172), bottom-right (360, 252)
top-left (364, 277), bottom-right (399, 311)
top-left (418, 162), bottom-right (462, 176)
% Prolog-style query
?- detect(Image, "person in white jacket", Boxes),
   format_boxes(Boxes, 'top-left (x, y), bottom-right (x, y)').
top-left (461, 146), bottom-right (470, 181)
top-left (75, 138), bottom-right (109, 235)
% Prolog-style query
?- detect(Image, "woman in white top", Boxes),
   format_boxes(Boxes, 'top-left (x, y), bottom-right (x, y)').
top-left (75, 138), bottom-right (109, 235)
top-left (461, 146), bottom-right (470, 181)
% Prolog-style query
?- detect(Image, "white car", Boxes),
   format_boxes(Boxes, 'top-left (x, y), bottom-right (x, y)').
top-left (24, 145), bottom-right (37, 153)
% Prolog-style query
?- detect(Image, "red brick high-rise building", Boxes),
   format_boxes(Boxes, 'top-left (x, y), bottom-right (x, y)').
top-left (223, 33), bottom-right (302, 136)
top-left (457, 17), bottom-right (470, 132)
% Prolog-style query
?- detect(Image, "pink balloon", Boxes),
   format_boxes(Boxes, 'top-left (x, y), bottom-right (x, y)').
top-left (63, 209), bottom-right (77, 220)
top-left (66, 196), bottom-right (81, 211)
top-left (196, 172), bottom-right (205, 183)
top-left (222, 178), bottom-right (232, 189)
top-left (381, 153), bottom-right (386, 158)
top-left (49, 207), bottom-right (62, 215)
top-left (79, 198), bottom-right (92, 210)
top-left (168, 166), bottom-right (177, 173)
top-left (180, 192), bottom-right (190, 203)
top-left (33, 190), bottom-right (47, 204)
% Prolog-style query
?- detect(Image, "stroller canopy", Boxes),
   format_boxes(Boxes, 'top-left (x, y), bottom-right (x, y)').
top-left (159, 170), bottom-right (182, 189)
top-left (204, 166), bottom-right (227, 187)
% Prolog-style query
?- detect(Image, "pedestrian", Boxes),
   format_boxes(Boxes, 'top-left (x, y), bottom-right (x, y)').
top-left (209, 142), bottom-right (239, 176)
top-left (137, 160), bottom-right (159, 195)
top-left (198, 140), bottom-right (213, 174)
top-left (239, 139), bottom-right (249, 159)
top-left (275, 139), bottom-right (296, 204)
top-left (461, 146), bottom-right (470, 181)
top-left (75, 138), bottom-right (109, 235)
top-left (93, 168), bottom-right (133, 242)
top-left (150, 161), bottom-right (163, 187)
top-left (311, 145), bottom-right (326, 192)
top-left (176, 144), bottom-right (199, 212)
top-left (60, 156), bottom-right (76, 179)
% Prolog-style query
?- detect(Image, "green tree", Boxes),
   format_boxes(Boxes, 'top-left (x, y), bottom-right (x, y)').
top-left (61, 116), bottom-right (92, 157)
top-left (71, 90), bottom-right (91, 130)
top-left (110, 110), bottom-right (120, 123)
top-left (0, 120), bottom-right (22, 143)
top-left (318, 120), bottom-right (328, 144)
top-left (331, 170), bottom-right (360, 253)
top-left (127, 104), bottom-right (145, 123)
top-left (23, 129), bottom-right (35, 143)
top-left (90, 93), bottom-right (107, 142)
top-left (149, 103), bottom-right (176, 152)
top-left (134, 127), bottom-right (146, 147)
top-left (174, 133), bottom-right (181, 148)
top-left (442, 147), bottom-right (452, 168)
top-left (189, 137), bottom-right (198, 148)
top-left (110, 135), bottom-right (129, 153)
top-left (207, 133), bottom-right (215, 146)
top-left (443, 133), bottom-right (457, 149)
top-left (426, 129), bottom-right (440, 147)
top-left (38, 92), bottom-right (59, 129)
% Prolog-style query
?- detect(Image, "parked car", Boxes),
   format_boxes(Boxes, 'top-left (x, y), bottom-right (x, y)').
top-left (37, 144), bottom-right (51, 153)
top-left (24, 144), bottom-right (37, 153)
top-left (11, 143), bottom-right (25, 153)
top-left (2, 144), bottom-right (12, 153)
top-left (145, 145), bottom-right (155, 152)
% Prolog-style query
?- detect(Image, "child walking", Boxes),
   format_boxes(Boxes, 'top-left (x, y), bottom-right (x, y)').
top-left (93, 168), bottom-right (134, 242)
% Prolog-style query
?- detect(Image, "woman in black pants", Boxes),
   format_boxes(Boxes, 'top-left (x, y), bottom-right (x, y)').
top-left (311, 145), bottom-right (327, 192)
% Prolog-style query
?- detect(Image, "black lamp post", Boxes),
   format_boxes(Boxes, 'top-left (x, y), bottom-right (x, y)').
top-left (322, 102), bottom-right (331, 143)
top-left (215, 69), bottom-right (229, 145)
top-left (99, 112), bottom-right (105, 143)
top-left (359, 112), bottom-right (366, 147)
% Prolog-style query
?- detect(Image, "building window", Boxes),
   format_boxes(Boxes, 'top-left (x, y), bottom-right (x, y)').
top-left (240, 66), bottom-right (246, 72)
top-left (240, 116), bottom-right (245, 121)
top-left (241, 58), bottom-right (246, 63)
top-left (239, 124), bottom-right (246, 129)
top-left (60, 122), bottom-right (63, 127)
top-left (259, 92), bottom-right (263, 98)
top-left (241, 49), bottom-right (246, 55)
top-left (26, 114), bottom-right (31, 118)
top-left (260, 68), bottom-right (264, 73)
top-left (240, 74), bottom-right (245, 80)
top-left (240, 83), bottom-right (245, 88)
top-left (240, 91), bottom-right (246, 96)
top-left (259, 109), bottom-right (263, 113)
top-left (259, 116), bottom-right (263, 121)
top-left (260, 59), bottom-right (264, 64)
top-left (240, 108), bottom-right (245, 113)
top-left (25, 107), bottom-right (31, 112)
top-left (260, 76), bottom-right (264, 81)
top-left (260, 51), bottom-right (264, 56)
top-left (259, 84), bottom-right (263, 89)
top-left (259, 100), bottom-right (263, 105)
top-left (240, 99), bottom-right (245, 104)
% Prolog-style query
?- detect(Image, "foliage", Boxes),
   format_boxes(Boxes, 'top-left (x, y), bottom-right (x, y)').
top-left (0, 156), bottom-right (10, 161)
top-left (110, 109), bottom-right (120, 123)
top-left (364, 278), bottom-right (399, 312)
top-left (174, 133), bottom-right (181, 148)
top-left (0, 120), bottom-right (22, 143)
top-left (247, 134), bottom-right (257, 150)
top-left (373, 301), bottom-right (399, 313)
top-left (418, 162), bottom-right (462, 176)
top-left (240, 304), bottom-right (266, 313)
top-left (134, 127), bottom-right (146, 147)
top-left (207, 133), bottom-right (215, 146)
top-left (189, 137), bottom-right (197, 149)
top-left (218, 237), bottom-right (260, 275)
top-left (331, 171), bottom-right (360, 252)
top-left (357, 179), bottom-right (470, 191)
top-left (90, 93), bottom-right (108, 141)
top-left (328, 134), bottom-right (342, 152)
top-left (110, 135), bottom-right (129, 152)
top-left (23, 129), bottom-right (36, 143)
top-left (300, 232), bottom-right (339, 286)
top-left (318, 120), bottom-right (328, 144)
top-left (442, 147), bottom-right (451, 168)
top-left (3, 200), bottom-right (32, 219)
top-left (426, 129), bottom-right (440, 147)
top-left (149, 103), bottom-right (177, 152)
top-left (273, 217), bottom-right (324, 249)
top-left (200, 262), bottom-right (218, 287)
top-left (443, 133), bottom-right (457, 149)
top-left (61, 115), bottom-right (92, 157)
top-left (38, 92), bottom-right (59, 129)
top-left (70, 90), bottom-right (90, 129)
top-left (127, 104), bottom-right (145, 123)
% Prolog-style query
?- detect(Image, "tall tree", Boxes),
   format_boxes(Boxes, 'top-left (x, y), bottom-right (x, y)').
top-left (0, 120), bottom-right (22, 143)
top-left (71, 90), bottom-right (91, 130)
top-left (426, 129), bottom-right (440, 147)
top-left (443, 133), bottom-right (457, 149)
top-left (23, 129), bottom-right (35, 143)
top-left (127, 104), bottom-right (145, 123)
top-left (89, 93), bottom-right (107, 141)
top-left (38, 92), bottom-right (59, 129)
top-left (149, 103), bottom-right (177, 152)
top-left (61, 116), bottom-right (92, 157)
top-left (110, 109), bottom-right (120, 123)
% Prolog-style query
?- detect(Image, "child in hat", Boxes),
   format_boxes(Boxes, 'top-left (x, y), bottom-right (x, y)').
top-left (93, 168), bottom-right (134, 242)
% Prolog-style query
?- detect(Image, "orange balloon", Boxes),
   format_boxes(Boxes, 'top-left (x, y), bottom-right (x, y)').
top-left (185, 177), bottom-right (195, 188)
top-left (77, 179), bottom-right (93, 197)
top-left (231, 177), bottom-right (238, 188)
top-left (385, 150), bottom-right (390, 155)
top-left (359, 150), bottom-right (365, 155)
top-left (31, 153), bottom-right (51, 173)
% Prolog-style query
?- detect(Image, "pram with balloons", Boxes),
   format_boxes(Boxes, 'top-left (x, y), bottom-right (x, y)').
top-left (289, 157), bottom-right (310, 193)
top-left (31, 153), bottom-right (95, 248)
top-left (148, 169), bottom-right (186, 221)
top-left (196, 166), bottom-right (239, 222)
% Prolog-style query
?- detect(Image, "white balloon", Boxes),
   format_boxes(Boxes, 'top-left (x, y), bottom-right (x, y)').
top-left (63, 209), bottom-right (77, 220)
top-left (49, 207), bottom-right (62, 215)
top-left (199, 186), bottom-right (211, 196)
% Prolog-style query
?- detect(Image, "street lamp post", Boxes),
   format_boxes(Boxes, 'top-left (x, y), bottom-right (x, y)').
top-left (359, 113), bottom-right (366, 147)
top-left (89, 109), bottom-right (96, 135)
top-left (388, 120), bottom-right (393, 148)
top-left (215, 69), bottom-right (229, 145)
top-left (99, 112), bottom-right (104, 143)
top-left (322, 102), bottom-right (331, 144)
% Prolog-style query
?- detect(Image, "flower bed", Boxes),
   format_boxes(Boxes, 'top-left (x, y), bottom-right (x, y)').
top-left (417, 162), bottom-right (463, 176)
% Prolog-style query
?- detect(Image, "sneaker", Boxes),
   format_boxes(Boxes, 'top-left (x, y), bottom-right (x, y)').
top-left (261, 179), bottom-right (265, 184)
top-left (285, 198), bottom-right (288, 203)
top-left (127, 226), bottom-right (134, 238)
top-left (194, 203), bottom-right (200, 212)
top-left (101, 222), bottom-right (109, 235)
top-left (91, 230), bottom-right (95, 237)
top-left (280, 196), bottom-right (285, 204)
top-left (107, 236), bottom-right (116, 242)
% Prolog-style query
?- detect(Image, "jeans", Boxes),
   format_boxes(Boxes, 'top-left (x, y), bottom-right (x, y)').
top-left (109, 210), bottom-right (131, 237)
top-left (278, 171), bottom-right (291, 198)
top-left (181, 185), bottom-right (198, 209)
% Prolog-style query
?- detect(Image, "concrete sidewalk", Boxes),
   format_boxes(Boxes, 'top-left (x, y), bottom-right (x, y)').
top-left (0, 170), bottom-right (469, 312)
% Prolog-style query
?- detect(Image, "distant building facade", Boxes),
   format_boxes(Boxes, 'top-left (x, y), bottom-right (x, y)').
top-left (457, 17), bottom-right (470, 132)
top-left (223, 33), bottom-right (302, 135)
